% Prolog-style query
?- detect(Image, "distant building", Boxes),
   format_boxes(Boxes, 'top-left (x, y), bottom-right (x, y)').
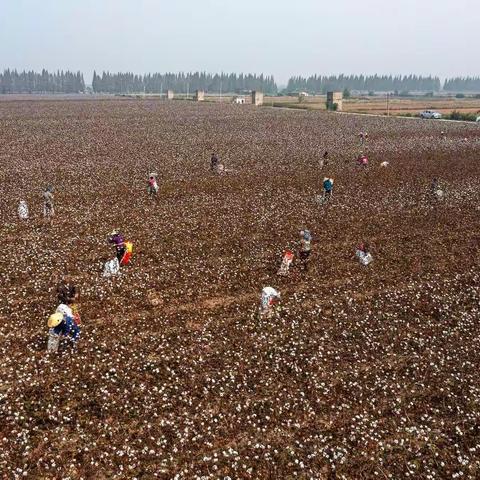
top-left (252, 91), bottom-right (264, 106)
top-left (166, 90), bottom-right (174, 100)
top-left (194, 90), bottom-right (205, 101)
top-left (326, 91), bottom-right (343, 111)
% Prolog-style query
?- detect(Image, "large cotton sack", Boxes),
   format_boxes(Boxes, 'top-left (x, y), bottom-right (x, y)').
top-left (103, 257), bottom-right (121, 277)
top-left (18, 201), bottom-right (29, 219)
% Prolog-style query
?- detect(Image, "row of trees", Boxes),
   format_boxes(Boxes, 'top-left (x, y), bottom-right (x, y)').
top-left (443, 77), bottom-right (480, 92)
top-left (286, 75), bottom-right (443, 93)
top-left (0, 69), bottom-right (85, 94)
top-left (92, 71), bottom-right (278, 94)
top-left (2, 69), bottom-right (480, 94)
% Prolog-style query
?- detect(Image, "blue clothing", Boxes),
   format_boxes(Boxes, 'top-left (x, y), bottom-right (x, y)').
top-left (323, 180), bottom-right (333, 192)
top-left (302, 230), bottom-right (312, 242)
top-left (53, 316), bottom-right (80, 342)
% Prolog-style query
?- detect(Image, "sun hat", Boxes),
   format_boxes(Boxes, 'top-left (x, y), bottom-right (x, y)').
top-left (48, 312), bottom-right (64, 328)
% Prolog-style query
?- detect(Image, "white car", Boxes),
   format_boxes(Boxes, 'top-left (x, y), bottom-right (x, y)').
top-left (476, 116), bottom-right (480, 122)
top-left (420, 110), bottom-right (442, 119)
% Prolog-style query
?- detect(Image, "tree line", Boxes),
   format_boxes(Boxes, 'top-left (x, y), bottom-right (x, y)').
top-left (2, 69), bottom-right (480, 94)
top-left (0, 69), bottom-right (85, 94)
top-left (286, 75), bottom-right (442, 93)
top-left (443, 77), bottom-right (480, 92)
top-left (92, 71), bottom-right (278, 94)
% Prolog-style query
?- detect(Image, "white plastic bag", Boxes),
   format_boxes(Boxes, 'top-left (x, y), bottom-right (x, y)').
top-left (18, 200), bottom-right (29, 219)
top-left (103, 257), bottom-right (120, 277)
top-left (356, 250), bottom-right (373, 266)
top-left (47, 329), bottom-right (60, 353)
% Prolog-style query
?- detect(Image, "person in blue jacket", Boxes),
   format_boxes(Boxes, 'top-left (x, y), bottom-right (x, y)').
top-left (48, 310), bottom-right (80, 345)
top-left (323, 177), bottom-right (334, 201)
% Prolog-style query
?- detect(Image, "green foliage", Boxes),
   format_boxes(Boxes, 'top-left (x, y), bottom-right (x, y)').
top-left (325, 102), bottom-right (338, 111)
top-left (286, 74), bottom-right (442, 93)
top-left (444, 76), bottom-right (480, 92)
top-left (91, 72), bottom-right (278, 95)
top-left (343, 88), bottom-right (351, 99)
top-left (0, 69), bottom-right (85, 94)
top-left (399, 90), bottom-right (410, 97)
top-left (424, 92), bottom-right (434, 97)
top-left (456, 93), bottom-right (466, 98)
top-left (447, 111), bottom-right (477, 121)
top-left (368, 91), bottom-right (375, 96)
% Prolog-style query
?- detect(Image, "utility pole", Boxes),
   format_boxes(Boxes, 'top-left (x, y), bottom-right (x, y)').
top-left (386, 92), bottom-right (390, 116)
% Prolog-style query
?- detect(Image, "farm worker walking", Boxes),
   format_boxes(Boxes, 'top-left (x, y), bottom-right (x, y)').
top-left (259, 287), bottom-right (281, 318)
top-left (299, 230), bottom-right (312, 271)
top-left (355, 242), bottom-right (373, 266)
top-left (47, 308), bottom-right (80, 353)
top-left (323, 177), bottom-right (334, 201)
top-left (108, 230), bottom-right (133, 265)
top-left (148, 173), bottom-right (159, 196)
top-left (18, 200), bottom-right (29, 220)
top-left (43, 186), bottom-right (55, 221)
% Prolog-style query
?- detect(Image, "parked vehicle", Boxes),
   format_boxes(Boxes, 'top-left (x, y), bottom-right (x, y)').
top-left (476, 115), bottom-right (480, 122)
top-left (420, 110), bottom-right (442, 119)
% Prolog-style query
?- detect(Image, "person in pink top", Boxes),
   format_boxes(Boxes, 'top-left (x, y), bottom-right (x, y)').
top-left (148, 173), bottom-right (159, 196)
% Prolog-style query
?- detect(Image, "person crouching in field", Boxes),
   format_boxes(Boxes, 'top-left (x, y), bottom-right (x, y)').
top-left (357, 153), bottom-right (368, 168)
top-left (298, 230), bottom-right (312, 271)
top-left (148, 173), bottom-right (159, 197)
top-left (430, 178), bottom-right (444, 201)
top-left (259, 287), bottom-right (281, 318)
top-left (47, 301), bottom-right (81, 353)
top-left (210, 152), bottom-right (219, 172)
top-left (57, 280), bottom-right (81, 324)
top-left (43, 186), bottom-right (54, 222)
top-left (359, 132), bottom-right (368, 145)
top-left (355, 242), bottom-right (373, 266)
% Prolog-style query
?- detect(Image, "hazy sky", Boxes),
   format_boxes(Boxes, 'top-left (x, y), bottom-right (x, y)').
top-left (0, 0), bottom-right (477, 85)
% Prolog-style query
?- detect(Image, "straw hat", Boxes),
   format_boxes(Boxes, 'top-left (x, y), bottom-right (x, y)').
top-left (48, 312), bottom-right (63, 328)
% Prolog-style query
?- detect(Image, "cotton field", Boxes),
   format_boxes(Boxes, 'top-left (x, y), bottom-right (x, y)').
top-left (1, 98), bottom-right (480, 479)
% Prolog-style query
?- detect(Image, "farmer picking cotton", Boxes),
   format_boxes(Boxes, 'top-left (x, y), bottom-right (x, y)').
top-left (323, 177), bottom-right (334, 201)
top-left (47, 308), bottom-right (80, 353)
top-left (259, 287), bottom-right (281, 318)
top-left (108, 230), bottom-right (133, 264)
top-left (104, 230), bottom-right (133, 276)
top-left (277, 250), bottom-right (294, 276)
top-left (43, 186), bottom-right (54, 221)
top-left (355, 242), bottom-right (373, 266)
top-left (299, 230), bottom-right (312, 271)
top-left (148, 173), bottom-right (159, 196)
